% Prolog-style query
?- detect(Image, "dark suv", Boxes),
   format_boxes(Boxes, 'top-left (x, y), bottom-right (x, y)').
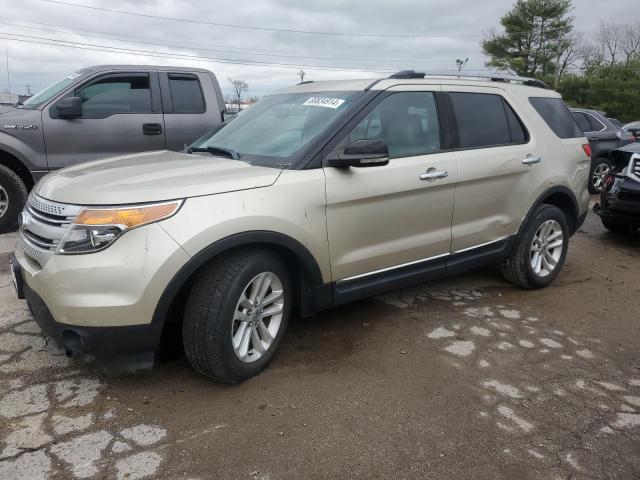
top-left (594, 143), bottom-right (640, 233)
top-left (570, 108), bottom-right (635, 193)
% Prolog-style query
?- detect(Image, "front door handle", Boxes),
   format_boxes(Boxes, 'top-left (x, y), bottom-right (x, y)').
top-left (522, 156), bottom-right (542, 166)
top-left (419, 169), bottom-right (449, 181)
top-left (143, 123), bottom-right (163, 135)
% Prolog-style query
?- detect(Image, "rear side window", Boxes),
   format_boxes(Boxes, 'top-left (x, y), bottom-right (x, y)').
top-left (530, 97), bottom-right (582, 139)
top-left (573, 112), bottom-right (591, 132)
top-left (168, 74), bottom-right (205, 114)
top-left (449, 92), bottom-right (528, 148)
top-left (585, 113), bottom-right (605, 132)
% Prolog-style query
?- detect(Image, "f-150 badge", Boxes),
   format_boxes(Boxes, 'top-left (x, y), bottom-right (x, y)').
top-left (2, 124), bottom-right (38, 129)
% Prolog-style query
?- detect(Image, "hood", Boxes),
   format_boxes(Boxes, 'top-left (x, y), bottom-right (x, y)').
top-left (35, 150), bottom-right (283, 205)
top-left (0, 105), bottom-right (17, 115)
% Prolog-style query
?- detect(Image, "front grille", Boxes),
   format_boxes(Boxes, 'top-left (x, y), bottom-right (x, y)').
top-left (632, 159), bottom-right (640, 178)
top-left (19, 195), bottom-right (82, 266)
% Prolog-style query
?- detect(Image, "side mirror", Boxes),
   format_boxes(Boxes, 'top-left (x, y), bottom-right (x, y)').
top-left (55, 96), bottom-right (82, 119)
top-left (327, 139), bottom-right (389, 168)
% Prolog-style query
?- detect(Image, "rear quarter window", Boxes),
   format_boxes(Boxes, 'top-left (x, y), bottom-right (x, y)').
top-left (530, 97), bottom-right (583, 139)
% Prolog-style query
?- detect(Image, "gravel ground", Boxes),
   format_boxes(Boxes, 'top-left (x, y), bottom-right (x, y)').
top-left (0, 209), bottom-right (639, 480)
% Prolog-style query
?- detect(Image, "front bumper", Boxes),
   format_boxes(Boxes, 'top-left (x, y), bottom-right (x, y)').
top-left (596, 176), bottom-right (640, 226)
top-left (12, 222), bottom-right (191, 371)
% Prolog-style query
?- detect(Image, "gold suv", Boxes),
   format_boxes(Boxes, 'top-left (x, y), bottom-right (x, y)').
top-left (11, 71), bottom-right (591, 383)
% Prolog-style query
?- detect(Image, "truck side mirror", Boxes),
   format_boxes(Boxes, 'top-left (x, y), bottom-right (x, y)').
top-left (55, 96), bottom-right (82, 119)
top-left (327, 139), bottom-right (389, 168)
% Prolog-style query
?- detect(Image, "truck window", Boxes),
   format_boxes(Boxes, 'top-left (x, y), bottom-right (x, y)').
top-left (168, 74), bottom-right (206, 114)
top-left (78, 74), bottom-right (152, 119)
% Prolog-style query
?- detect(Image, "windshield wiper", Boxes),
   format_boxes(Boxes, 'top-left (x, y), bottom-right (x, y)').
top-left (188, 145), bottom-right (241, 160)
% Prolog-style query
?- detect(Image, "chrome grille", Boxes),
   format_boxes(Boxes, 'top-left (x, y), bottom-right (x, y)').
top-left (19, 194), bottom-right (82, 266)
top-left (633, 158), bottom-right (640, 178)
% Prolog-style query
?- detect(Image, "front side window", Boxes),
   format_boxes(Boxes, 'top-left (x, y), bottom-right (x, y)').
top-left (77, 74), bottom-right (152, 119)
top-left (450, 92), bottom-right (527, 148)
top-left (168, 74), bottom-right (205, 114)
top-left (192, 91), bottom-right (361, 163)
top-left (530, 97), bottom-right (583, 139)
top-left (345, 92), bottom-right (441, 158)
top-left (22, 69), bottom-right (90, 109)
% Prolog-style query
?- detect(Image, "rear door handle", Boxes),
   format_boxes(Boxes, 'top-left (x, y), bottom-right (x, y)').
top-left (419, 169), bottom-right (448, 180)
top-left (143, 123), bottom-right (163, 135)
top-left (522, 156), bottom-right (542, 166)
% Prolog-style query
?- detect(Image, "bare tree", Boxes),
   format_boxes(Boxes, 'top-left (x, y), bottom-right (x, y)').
top-left (621, 22), bottom-right (640, 67)
top-left (553, 33), bottom-right (582, 87)
top-left (227, 77), bottom-right (248, 111)
top-left (596, 22), bottom-right (624, 67)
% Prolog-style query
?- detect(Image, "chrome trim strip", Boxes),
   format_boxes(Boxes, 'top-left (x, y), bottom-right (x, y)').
top-left (26, 205), bottom-right (71, 225)
top-left (452, 235), bottom-right (510, 254)
top-left (336, 235), bottom-right (512, 284)
top-left (627, 153), bottom-right (640, 183)
top-left (20, 230), bottom-right (56, 250)
top-left (337, 253), bottom-right (450, 284)
top-left (583, 112), bottom-right (607, 133)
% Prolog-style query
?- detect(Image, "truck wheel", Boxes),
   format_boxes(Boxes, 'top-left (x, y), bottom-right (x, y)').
top-left (0, 165), bottom-right (28, 233)
top-left (500, 204), bottom-right (569, 289)
top-left (182, 249), bottom-right (291, 383)
top-left (588, 158), bottom-right (610, 194)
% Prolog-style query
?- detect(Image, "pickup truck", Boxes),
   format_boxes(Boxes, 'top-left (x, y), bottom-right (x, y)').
top-left (0, 65), bottom-right (226, 233)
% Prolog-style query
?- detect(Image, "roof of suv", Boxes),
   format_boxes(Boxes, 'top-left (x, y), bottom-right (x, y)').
top-left (277, 73), bottom-right (560, 97)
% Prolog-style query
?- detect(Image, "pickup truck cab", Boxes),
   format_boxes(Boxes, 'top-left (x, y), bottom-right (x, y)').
top-left (0, 65), bottom-right (225, 232)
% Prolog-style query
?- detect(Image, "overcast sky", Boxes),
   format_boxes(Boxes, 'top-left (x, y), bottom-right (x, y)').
top-left (0, 0), bottom-right (636, 98)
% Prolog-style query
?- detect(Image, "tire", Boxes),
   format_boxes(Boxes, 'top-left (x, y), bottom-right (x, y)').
top-left (182, 249), bottom-right (292, 384)
top-left (588, 158), bottom-right (611, 194)
top-left (0, 165), bottom-right (27, 233)
top-left (501, 204), bottom-right (569, 289)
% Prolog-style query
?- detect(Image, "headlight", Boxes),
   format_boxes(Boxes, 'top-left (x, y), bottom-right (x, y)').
top-left (57, 200), bottom-right (183, 254)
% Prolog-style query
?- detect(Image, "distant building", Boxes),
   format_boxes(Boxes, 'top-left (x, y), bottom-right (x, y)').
top-left (0, 92), bottom-right (18, 106)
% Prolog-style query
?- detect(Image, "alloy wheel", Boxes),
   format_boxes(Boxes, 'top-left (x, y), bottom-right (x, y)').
top-left (592, 163), bottom-right (610, 192)
top-left (231, 271), bottom-right (284, 363)
top-left (530, 220), bottom-right (564, 278)
top-left (0, 185), bottom-right (8, 218)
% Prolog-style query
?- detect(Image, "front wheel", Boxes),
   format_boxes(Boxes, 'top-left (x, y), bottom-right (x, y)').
top-left (501, 204), bottom-right (569, 289)
top-left (182, 249), bottom-right (292, 383)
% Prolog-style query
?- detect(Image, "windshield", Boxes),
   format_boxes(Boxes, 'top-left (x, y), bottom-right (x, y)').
top-left (22, 69), bottom-right (89, 109)
top-left (191, 91), bottom-right (362, 166)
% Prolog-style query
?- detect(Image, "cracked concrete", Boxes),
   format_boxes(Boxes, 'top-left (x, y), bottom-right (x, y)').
top-left (1, 210), bottom-right (639, 479)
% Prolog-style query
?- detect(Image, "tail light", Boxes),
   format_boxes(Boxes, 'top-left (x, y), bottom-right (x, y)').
top-left (582, 144), bottom-right (592, 158)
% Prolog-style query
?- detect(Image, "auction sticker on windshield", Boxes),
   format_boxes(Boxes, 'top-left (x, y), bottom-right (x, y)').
top-left (303, 97), bottom-right (346, 109)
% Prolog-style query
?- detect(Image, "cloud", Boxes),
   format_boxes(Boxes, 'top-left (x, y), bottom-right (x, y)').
top-left (0, 0), bottom-right (636, 97)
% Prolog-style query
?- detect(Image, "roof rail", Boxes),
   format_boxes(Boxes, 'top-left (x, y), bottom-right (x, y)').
top-left (386, 70), bottom-right (551, 89)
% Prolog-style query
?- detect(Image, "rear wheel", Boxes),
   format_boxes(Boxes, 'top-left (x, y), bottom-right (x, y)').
top-left (182, 249), bottom-right (291, 383)
top-left (0, 165), bottom-right (27, 233)
top-left (501, 204), bottom-right (569, 289)
top-left (588, 158), bottom-right (610, 194)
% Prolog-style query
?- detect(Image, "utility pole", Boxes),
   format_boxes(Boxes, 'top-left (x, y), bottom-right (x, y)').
top-left (5, 47), bottom-right (11, 96)
top-left (456, 58), bottom-right (469, 78)
top-left (297, 70), bottom-right (305, 83)
top-left (26, 84), bottom-right (31, 95)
